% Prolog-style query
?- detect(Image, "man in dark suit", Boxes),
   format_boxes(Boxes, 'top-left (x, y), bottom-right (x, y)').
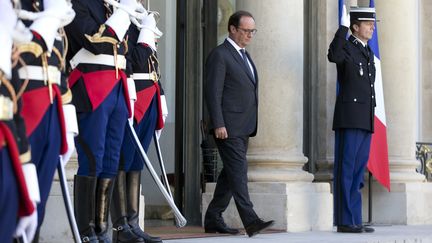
top-left (328, 5), bottom-right (377, 234)
top-left (204, 10), bottom-right (274, 238)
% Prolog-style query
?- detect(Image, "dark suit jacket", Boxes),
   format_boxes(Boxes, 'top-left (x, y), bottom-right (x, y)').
top-left (328, 26), bottom-right (376, 132)
top-left (205, 40), bottom-right (259, 137)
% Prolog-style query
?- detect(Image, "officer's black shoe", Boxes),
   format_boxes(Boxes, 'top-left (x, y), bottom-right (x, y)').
top-left (204, 221), bottom-right (240, 235)
top-left (112, 218), bottom-right (145, 243)
top-left (130, 225), bottom-right (163, 243)
top-left (361, 225), bottom-right (375, 233)
top-left (337, 225), bottom-right (363, 233)
top-left (245, 219), bottom-right (275, 237)
top-left (125, 171), bottom-right (164, 243)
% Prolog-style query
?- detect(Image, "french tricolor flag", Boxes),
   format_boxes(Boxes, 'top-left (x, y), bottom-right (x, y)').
top-left (366, 0), bottom-right (390, 191)
top-left (337, 0), bottom-right (391, 191)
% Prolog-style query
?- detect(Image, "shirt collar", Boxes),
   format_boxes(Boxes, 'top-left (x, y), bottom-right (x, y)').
top-left (351, 34), bottom-right (367, 47)
top-left (227, 37), bottom-right (244, 53)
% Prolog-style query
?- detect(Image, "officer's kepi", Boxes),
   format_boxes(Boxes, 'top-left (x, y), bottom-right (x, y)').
top-left (350, 7), bottom-right (376, 21)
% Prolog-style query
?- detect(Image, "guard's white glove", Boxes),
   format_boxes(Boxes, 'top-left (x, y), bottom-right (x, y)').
top-left (130, 3), bottom-right (148, 27)
top-left (106, 0), bottom-right (138, 41)
top-left (60, 104), bottom-right (78, 167)
top-left (15, 209), bottom-right (38, 242)
top-left (43, 0), bottom-right (75, 27)
top-left (12, 20), bottom-right (33, 45)
top-left (0, 0), bottom-right (17, 78)
top-left (155, 95), bottom-right (168, 140)
top-left (29, 0), bottom-right (69, 53)
top-left (0, 0), bottom-right (17, 34)
top-left (137, 14), bottom-right (163, 51)
top-left (15, 163), bottom-right (40, 242)
top-left (127, 77), bottom-right (137, 125)
top-left (341, 5), bottom-right (350, 28)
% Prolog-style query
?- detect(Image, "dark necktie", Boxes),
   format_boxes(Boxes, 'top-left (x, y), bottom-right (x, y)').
top-left (240, 49), bottom-right (254, 81)
top-left (364, 45), bottom-right (370, 58)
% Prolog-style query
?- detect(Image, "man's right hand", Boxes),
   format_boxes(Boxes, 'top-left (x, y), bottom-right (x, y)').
top-left (341, 5), bottom-right (350, 28)
top-left (214, 127), bottom-right (228, 140)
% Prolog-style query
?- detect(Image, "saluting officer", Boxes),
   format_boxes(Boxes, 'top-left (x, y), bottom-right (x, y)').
top-left (65, 0), bottom-right (140, 241)
top-left (328, 5), bottom-right (377, 233)
top-left (14, 0), bottom-right (76, 241)
top-left (110, 12), bottom-right (166, 243)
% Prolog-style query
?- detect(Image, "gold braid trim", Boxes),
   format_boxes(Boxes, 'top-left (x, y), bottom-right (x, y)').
top-left (85, 25), bottom-right (118, 45)
top-left (17, 42), bottom-right (44, 58)
top-left (19, 150), bottom-right (32, 164)
top-left (61, 88), bottom-right (73, 104)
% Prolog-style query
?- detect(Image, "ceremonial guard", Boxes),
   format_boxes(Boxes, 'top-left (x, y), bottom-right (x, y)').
top-left (65, 0), bottom-right (140, 241)
top-left (14, 0), bottom-right (76, 241)
top-left (110, 12), bottom-right (166, 243)
top-left (328, 6), bottom-right (377, 233)
top-left (0, 0), bottom-right (43, 242)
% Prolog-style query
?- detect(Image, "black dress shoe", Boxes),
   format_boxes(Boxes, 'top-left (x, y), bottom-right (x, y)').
top-left (204, 222), bottom-right (240, 235)
top-left (245, 219), bottom-right (275, 237)
top-left (336, 225), bottom-right (363, 233)
top-left (361, 225), bottom-right (375, 233)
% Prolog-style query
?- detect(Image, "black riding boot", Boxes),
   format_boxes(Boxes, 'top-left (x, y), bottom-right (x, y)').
top-left (74, 175), bottom-right (98, 243)
top-left (95, 177), bottom-right (115, 243)
top-left (126, 171), bottom-right (163, 243)
top-left (111, 170), bottom-right (145, 243)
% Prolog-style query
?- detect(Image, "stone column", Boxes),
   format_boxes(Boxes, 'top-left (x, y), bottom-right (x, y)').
top-left (360, 0), bottom-right (432, 225)
top-left (419, 0), bottom-right (432, 141)
top-left (202, 0), bottom-right (333, 232)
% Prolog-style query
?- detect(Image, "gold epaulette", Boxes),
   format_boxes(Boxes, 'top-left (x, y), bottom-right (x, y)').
top-left (17, 41), bottom-right (44, 58)
top-left (85, 25), bottom-right (118, 45)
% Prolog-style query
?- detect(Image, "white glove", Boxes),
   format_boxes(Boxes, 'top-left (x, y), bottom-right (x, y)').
top-left (60, 104), bottom-right (78, 166)
top-left (127, 77), bottom-right (137, 125)
top-left (30, 17), bottom-right (60, 53)
top-left (0, 0), bottom-right (18, 34)
top-left (0, 0), bottom-right (17, 79)
top-left (43, 0), bottom-right (75, 27)
top-left (119, 0), bottom-right (139, 8)
top-left (12, 20), bottom-right (33, 45)
top-left (341, 5), bottom-right (350, 28)
top-left (137, 14), bottom-right (163, 51)
top-left (15, 163), bottom-right (40, 241)
top-left (155, 95), bottom-right (168, 140)
top-left (15, 208), bottom-right (38, 242)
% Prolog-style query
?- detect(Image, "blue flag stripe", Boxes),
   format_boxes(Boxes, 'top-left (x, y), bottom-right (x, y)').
top-left (368, 0), bottom-right (381, 59)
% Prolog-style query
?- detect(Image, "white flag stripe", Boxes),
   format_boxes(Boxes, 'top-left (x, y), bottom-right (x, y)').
top-left (374, 56), bottom-right (386, 126)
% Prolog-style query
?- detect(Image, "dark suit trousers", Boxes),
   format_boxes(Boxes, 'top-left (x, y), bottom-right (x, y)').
top-left (205, 136), bottom-right (258, 227)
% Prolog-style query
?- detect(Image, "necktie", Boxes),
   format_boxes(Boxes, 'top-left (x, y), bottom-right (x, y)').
top-left (240, 49), bottom-right (254, 81)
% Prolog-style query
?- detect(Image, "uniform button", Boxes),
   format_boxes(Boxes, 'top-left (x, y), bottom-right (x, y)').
top-left (368, 63), bottom-right (370, 65)
top-left (369, 73), bottom-right (371, 76)
top-left (372, 96), bottom-right (374, 98)
top-left (354, 98), bottom-right (357, 102)
top-left (371, 84), bottom-right (374, 87)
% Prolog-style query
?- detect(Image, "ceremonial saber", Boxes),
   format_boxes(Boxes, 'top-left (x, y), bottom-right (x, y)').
top-left (153, 133), bottom-right (172, 198)
top-left (127, 123), bottom-right (187, 227)
top-left (58, 160), bottom-right (82, 243)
